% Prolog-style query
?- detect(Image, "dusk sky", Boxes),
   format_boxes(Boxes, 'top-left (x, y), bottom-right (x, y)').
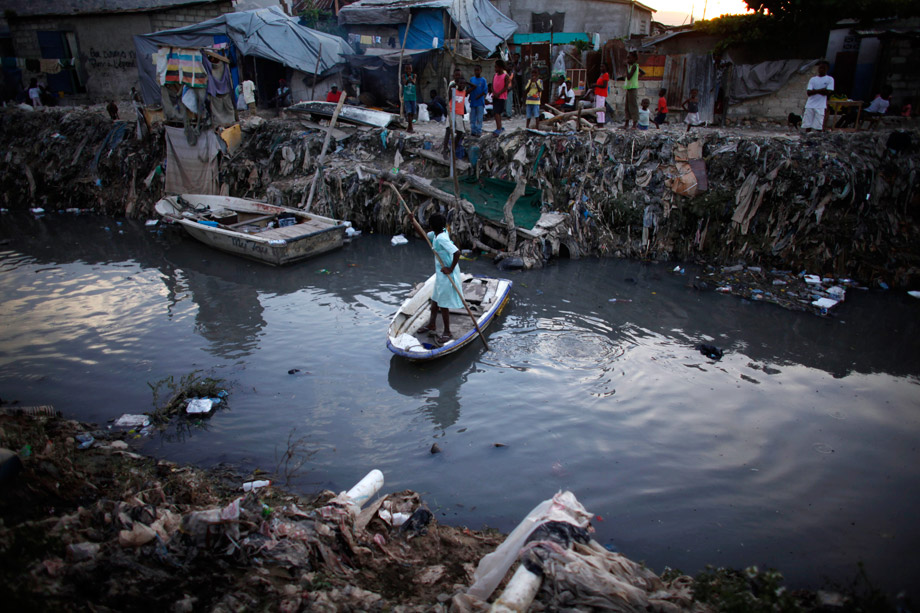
top-left (651, 0), bottom-right (753, 25)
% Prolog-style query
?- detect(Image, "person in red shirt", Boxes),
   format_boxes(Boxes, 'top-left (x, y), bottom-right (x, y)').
top-left (594, 63), bottom-right (610, 125)
top-left (325, 85), bottom-right (343, 103)
top-left (654, 88), bottom-right (668, 128)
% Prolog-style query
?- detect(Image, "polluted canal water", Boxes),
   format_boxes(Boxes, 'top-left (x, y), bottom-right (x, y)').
top-left (1, 213), bottom-right (919, 601)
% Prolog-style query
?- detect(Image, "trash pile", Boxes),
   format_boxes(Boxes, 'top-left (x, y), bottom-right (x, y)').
top-left (0, 407), bottom-right (889, 611)
top-left (0, 109), bottom-right (165, 216)
top-left (0, 410), bottom-right (710, 612)
top-left (2, 106), bottom-right (918, 290)
top-left (690, 264), bottom-right (863, 315)
top-left (0, 411), bottom-right (500, 611)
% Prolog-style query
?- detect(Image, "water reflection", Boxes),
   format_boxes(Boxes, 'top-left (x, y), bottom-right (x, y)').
top-left (388, 355), bottom-right (478, 430)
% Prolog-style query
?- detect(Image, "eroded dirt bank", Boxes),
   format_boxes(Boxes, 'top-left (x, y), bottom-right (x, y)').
top-left (1, 108), bottom-right (917, 291)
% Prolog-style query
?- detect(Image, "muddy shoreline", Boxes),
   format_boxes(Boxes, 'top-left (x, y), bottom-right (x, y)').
top-left (1, 410), bottom-right (900, 611)
top-left (1, 108), bottom-right (917, 298)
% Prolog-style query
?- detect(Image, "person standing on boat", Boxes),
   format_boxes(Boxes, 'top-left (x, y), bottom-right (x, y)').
top-left (419, 213), bottom-right (462, 344)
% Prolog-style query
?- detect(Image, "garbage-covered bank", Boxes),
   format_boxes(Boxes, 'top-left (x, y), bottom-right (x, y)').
top-left (1, 108), bottom-right (918, 294)
top-left (0, 410), bottom-right (882, 612)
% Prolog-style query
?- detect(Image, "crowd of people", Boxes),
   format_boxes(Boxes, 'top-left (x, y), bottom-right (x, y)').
top-left (400, 52), bottom-right (912, 141)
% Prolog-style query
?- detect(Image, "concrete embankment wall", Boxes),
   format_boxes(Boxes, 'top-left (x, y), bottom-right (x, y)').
top-left (1, 109), bottom-right (918, 287)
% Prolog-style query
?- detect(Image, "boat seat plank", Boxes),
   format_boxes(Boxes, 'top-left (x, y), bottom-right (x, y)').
top-left (228, 214), bottom-right (276, 228)
top-left (259, 221), bottom-right (338, 240)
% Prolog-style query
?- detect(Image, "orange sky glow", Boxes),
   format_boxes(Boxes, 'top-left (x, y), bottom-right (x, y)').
top-left (650, 0), bottom-right (753, 26)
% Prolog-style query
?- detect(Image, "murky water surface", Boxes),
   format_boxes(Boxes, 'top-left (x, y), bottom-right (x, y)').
top-left (2, 213), bottom-right (919, 597)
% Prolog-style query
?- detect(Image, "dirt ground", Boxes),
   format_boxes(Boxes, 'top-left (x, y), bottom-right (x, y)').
top-left (1, 408), bottom-right (901, 612)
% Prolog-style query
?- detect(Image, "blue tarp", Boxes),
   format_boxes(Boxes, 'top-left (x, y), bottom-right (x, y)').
top-left (397, 9), bottom-right (444, 50)
top-left (134, 7), bottom-right (352, 105)
top-left (339, 0), bottom-right (516, 56)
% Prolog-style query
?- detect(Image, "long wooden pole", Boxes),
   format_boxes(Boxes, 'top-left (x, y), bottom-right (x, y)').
top-left (387, 183), bottom-right (489, 351)
top-left (311, 43), bottom-right (323, 101)
top-left (303, 91), bottom-right (347, 211)
top-left (397, 13), bottom-right (412, 119)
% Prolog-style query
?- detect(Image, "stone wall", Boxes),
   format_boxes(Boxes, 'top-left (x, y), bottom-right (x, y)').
top-left (492, 0), bottom-right (651, 42)
top-left (149, 1), bottom-right (234, 33)
top-left (880, 35), bottom-right (920, 112)
top-left (7, 1), bottom-right (232, 104)
top-left (726, 71), bottom-right (810, 122)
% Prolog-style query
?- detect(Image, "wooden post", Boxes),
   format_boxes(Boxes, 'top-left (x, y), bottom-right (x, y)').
top-left (311, 43), bottom-right (323, 101)
top-left (397, 13), bottom-right (413, 119)
top-left (303, 92), bottom-right (347, 211)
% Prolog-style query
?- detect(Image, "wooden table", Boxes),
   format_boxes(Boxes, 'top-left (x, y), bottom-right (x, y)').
top-left (827, 100), bottom-right (862, 130)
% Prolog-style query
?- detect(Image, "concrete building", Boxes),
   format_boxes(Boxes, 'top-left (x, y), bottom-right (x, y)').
top-left (0, 0), bottom-right (285, 103)
top-left (492, 0), bottom-right (654, 42)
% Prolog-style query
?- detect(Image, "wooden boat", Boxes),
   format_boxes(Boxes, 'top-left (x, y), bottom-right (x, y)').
top-left (387, 274), bottom-right (512, 360)
top-left (155, 194), bottom-right (347, 266)
top-left (286, 101), bottom-right (399, 128)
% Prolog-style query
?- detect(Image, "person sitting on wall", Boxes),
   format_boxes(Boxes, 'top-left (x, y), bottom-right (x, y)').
top-left (428, 89), bottom-right (447, 122)
top-left (862, 87), bottom-right (892, 119)
top-left (554, 78), bottom-right (576, 112)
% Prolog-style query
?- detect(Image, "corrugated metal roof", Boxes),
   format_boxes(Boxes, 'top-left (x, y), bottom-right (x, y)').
top-left (0, 0), bottom-right (222, 18)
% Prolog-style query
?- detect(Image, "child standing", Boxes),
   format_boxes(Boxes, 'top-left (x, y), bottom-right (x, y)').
top-left (682, 88), bottom-right (700, 132)
top-left (622, 52), bottom-right (643, 129)
top-left (468, 65), bottom-right (488, 137)
top-left (28, 78), bottom-right (42, 107)
top-left (492, 61), bottom-right (509, 135)
top-left (638, 98), bottom-right (651, 130)
top-left (524, 68), bottom-right (543, 130)
top-left (402, 63), bottom-right (418, 133)
top-left (594, 63), bottom-right (610, 125)
top-left (451, 80), bottom-right (467, 134)
top-left (419, 213), bottom-right (462, 344)
top-left (654, 88), bottom-right (668, 127)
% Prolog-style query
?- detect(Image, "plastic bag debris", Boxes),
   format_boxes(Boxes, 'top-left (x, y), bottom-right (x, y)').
top-left (390, 234), bottom-right (408, 246)
top-left (113, 414), bottom-right (150, 428)
top-left (698, 344), bottom-right (724, 360)
top-left (811, 297), bottom-right (839, 311)
top-left (242, 480), bottom-right (270, 492)
top-left (468, 491), bottom-right (592, 600)
top-left (186, 398), bottom-right (214, 414)
top-left (399, 507), bottom-right (433, 537)
top-left (75, 433), bottom-right (95, 449)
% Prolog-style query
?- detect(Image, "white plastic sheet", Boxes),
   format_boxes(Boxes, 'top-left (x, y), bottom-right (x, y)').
top-left (467, 491), bottom-right (592, 601)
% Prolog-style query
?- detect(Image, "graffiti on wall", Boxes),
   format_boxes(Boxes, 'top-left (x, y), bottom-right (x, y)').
top-left (87, 47), bottom-right (136, 71)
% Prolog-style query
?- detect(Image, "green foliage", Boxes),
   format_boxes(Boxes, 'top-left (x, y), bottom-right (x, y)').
top-left (573, 39), bottom-right (594, 54)
top-left (299, 1), bottom-right (347, 38)
top-left (693, 565), bottom-right (803, 612)
top-left (744, 0), bottom-right (920, 24)
top-left (693, 13), bottom-right (781, 55)
top-left (697, 0), bottom-right (920, 54)
top-left (148, 370), bottom-right (227, 423)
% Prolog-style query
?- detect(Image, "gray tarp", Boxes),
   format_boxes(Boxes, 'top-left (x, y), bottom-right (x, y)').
top-left (346, 47), bottom-right (432, 69)
top-left (727, 59), bottom-right (818, 105)
top-left (134, 7), bottom-right (353, 105)
top-left (337, 0), bottom-right (516, 57)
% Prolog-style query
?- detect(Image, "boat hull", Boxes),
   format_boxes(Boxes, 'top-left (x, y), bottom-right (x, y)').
top-left (386, 275), bottom-right (512, 361)
top-left (156, 195), bottom-right (346, 266)
top-left (286, 101), bottom-right (398, 128)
